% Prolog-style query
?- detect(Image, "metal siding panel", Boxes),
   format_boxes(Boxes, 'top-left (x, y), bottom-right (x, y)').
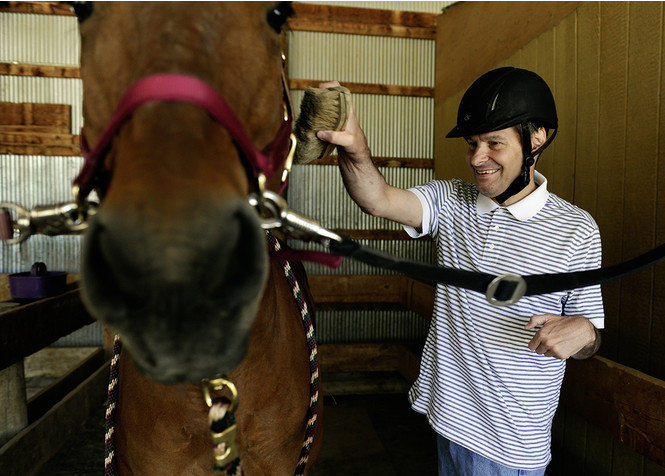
top-left (0, 12), bottom-right (80, 65)
top-left (286, 10), bottom-right (437, 343)
top-left (288, 31), bottom-right (434, 87)
top-left (316, 309), bottom-right (429, 344)
top-left (0, 154), bottom-right (84, 274)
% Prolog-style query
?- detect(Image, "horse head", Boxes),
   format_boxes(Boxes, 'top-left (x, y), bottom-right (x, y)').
top-left (74, 2), bottom-right (295, 383)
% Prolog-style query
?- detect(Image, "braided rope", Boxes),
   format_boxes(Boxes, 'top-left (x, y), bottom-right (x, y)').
top-left (103, 233), bottom-right (319, 476)
top-left (104, 334), bottom-right (121, 476)
top-left (266, 231), bottom-right (320, 476)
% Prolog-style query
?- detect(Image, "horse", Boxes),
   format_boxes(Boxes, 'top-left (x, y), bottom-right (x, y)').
top-left (69, 2), bottom-right (323, 474)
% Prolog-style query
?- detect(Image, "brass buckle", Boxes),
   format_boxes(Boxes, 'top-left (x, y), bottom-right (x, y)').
top-left (201, 376), bottom-right (240, 467)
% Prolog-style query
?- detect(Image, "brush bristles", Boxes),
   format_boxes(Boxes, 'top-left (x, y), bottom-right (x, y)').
top-left (294, 86), bottom-right (351, 164)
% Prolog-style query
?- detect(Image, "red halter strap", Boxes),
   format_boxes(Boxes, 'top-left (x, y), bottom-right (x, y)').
top-left (74, 73), bottom-right (293, 199)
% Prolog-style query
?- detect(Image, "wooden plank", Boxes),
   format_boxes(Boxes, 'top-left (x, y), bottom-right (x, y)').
top-left (309, 275), bottom-right (408, 305)
top-left (27, 347), bottom-right (105, 423)
top-left (329, 228), bottom-right (428, 241)
top-left (551, 12), bottom-right (577, 203)
top-left (0, 131), bottom-right (78, 145)
top-left (404, 279), bottom-right (435, 320)
top-left (652, 1), bottom-right (665, 381)
top-left (293, 3), bottom-right (437, 29)
top-left (0, 363), bottom-right (109, 476)
top-left (0, 102), bottom-right (71, 130)
top-left (308, 274), bottom-right (434, 317)
top-left (0, 130), bottom-right (81, 157)
top-left (0, 289), bottom-right (94, 371)
top-left (0, 362), bottom-right (28, 446)
top-left (288, 78), bottom-right (433, 98)
top-left (561, 356), bottom-right (665, 467)
top-left (308, 154), bottom-right (433, 169)
top-left (289, 3), bottom-right (436, 40)
top-left (573, 2), bottom-right (601, 217)
top-left (595, 1), bottom-right (629, 361)
top-left (0, 62), bottom-right (81, 79)
top-left (618, 1), bottom-right (661, 373)
top-left (318, 343), bottom-right (401, 373)
top-left (435, 1), bottom-right (580, 99)
top-left (0, 1), bottom-right (74, 16)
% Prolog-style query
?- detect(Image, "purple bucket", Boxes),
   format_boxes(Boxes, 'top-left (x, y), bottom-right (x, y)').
top-left (8, 262), bottom-right (68, 300)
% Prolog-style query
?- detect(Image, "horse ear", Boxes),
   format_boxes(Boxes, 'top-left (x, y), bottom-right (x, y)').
top-left (293, 87), bottom-right (351, 164)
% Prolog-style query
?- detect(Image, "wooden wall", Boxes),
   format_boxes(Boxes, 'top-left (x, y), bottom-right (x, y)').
top-left (436, 1), bottom-right (665, 381)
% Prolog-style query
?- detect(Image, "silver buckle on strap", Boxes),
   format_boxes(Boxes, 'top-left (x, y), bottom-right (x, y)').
top-left (485, 273), bottom-right (527, 306)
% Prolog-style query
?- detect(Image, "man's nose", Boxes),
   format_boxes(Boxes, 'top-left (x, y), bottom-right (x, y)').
top-left (468, 144), bottom-right (489, 165)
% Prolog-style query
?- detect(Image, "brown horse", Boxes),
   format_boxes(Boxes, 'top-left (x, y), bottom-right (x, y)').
top-left (70, 2), bottom-right (322, 474)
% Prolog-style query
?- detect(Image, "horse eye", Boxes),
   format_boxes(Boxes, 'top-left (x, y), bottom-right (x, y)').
top-left (67, 1), bottom-right (94, 23)
top-left (266, 2), bottom-right (293, 34)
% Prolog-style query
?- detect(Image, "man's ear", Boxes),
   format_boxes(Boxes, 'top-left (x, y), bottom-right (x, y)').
top-left (531, 127), bottom-right (547, 152)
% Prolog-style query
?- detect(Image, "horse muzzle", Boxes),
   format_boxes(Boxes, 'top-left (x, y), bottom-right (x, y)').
top-left (80, 196), bottom-right (269, 382)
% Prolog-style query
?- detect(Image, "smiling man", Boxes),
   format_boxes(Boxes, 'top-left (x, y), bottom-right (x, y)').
top-left (318, 67), bottom-right (604, 476)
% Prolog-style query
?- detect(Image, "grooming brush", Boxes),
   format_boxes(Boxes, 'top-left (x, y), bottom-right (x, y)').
top-left (293, 86), bottom-right (351, 163)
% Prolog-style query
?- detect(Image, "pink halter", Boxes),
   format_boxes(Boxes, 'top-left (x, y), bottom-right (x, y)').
top-left (74, 73), bottom-right (293, 199)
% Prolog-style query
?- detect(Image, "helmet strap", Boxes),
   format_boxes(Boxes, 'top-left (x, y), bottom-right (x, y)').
top-left (492, 125), bottom-right (557, 205)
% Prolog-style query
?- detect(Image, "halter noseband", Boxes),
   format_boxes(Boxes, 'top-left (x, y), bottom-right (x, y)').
top-left (74, 71), bottom-right (295, 202)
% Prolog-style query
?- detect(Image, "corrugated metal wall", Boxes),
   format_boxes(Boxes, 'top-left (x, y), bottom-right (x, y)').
top-left (1, 11), bottom-right (83, 275)
top-left (286, 1), bottom-right (452, 343)
top-left (1, 2), bottom-right (452, 346)
top-left (0, 10), bottom-right (96, 345)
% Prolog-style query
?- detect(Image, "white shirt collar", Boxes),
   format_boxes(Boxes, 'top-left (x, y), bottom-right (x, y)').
top-left (476, 171), bottom-right (549, 221)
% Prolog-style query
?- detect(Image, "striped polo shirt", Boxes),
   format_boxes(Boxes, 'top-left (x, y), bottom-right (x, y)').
top-left (404, 172), bottom-right (604, 469)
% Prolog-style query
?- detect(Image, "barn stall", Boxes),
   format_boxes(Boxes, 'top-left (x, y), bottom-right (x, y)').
top-left (1, 1), bottom-right (664, 475)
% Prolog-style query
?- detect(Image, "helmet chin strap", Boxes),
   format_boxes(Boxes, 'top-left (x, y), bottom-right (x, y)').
top-left (492, 125), bottom-right (557, 205)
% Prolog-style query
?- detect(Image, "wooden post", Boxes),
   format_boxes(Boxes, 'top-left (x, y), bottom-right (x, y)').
top-left (0, 361), bottom-right (28, 446)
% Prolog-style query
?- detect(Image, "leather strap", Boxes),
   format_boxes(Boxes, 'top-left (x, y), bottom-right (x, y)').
top-left (329, 235), bottom-right (665, 306)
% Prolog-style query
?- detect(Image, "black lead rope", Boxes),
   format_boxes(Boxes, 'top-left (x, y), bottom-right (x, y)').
top-left (329, 236), bottom-right (665, 307)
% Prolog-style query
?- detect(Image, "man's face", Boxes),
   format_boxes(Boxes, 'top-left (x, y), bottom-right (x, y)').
top-left (464, 127), bottom-right (526, 202)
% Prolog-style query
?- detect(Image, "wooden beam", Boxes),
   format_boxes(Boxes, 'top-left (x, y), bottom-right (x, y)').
top-left (288, 78), bottom-right (433, 98)
top-left (289, 3), bottom-right (437, 40)
top-left (0, 290), bottom-right (94, 371)
top-left (307, 154), bottom-right (433, 169)
top-left (436, 1), bottom-right (580, 99)
top-left (561, 356), bottom-right (665, 467)
top-left (308, 274), bottom-right (435, 319)
top-left (0, 132), bottom-right (81, 156)
top-left (0, 1), bottom-right (73, 16)
top-left (309, 275), bottom-right (408, 305)
top-left (0, 363), bottom-right (109, 476)
top-left (0, 362), bottom-right (28, 446)
top-left (318, 343), bottom-right (402, 373)
top-left (329, 229), bottom-right (428, 241)
top-left (0, 63), bottom-right (81, 79)
top-left (27, 348), bottom-right (105, 423)
top-left (0, 102), bottom-right (71, 130)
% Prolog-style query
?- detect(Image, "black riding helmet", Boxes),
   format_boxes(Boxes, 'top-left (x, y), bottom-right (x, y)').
top-left (447, 67), bottom-right (558, 204)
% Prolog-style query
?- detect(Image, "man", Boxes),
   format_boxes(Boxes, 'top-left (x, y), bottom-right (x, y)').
top-left (317, 67), bottom-right (604, 475)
